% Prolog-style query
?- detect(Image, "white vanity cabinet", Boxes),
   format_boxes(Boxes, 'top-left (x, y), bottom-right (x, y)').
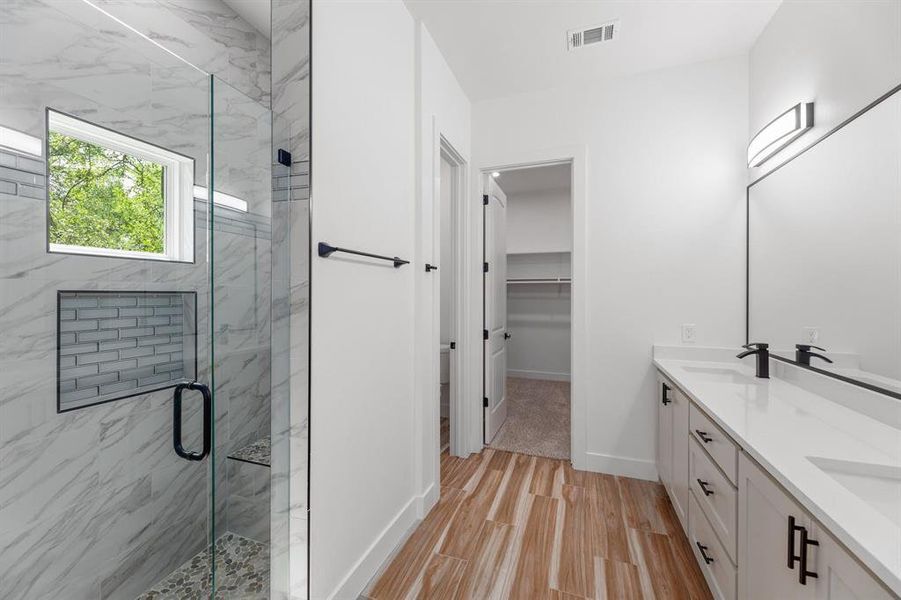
top-left (657, 375), bottom-right (673, 491)
top-left (738, 452), bottom-right (815, 600)
top-left (737, 453), bottom-right (895, 600)
top-left (657, 374), bottom-right (689, 530)
top-left (809, 524), bottom-right (896, 600)
top-left (655, 369), bottom-right (895, 600)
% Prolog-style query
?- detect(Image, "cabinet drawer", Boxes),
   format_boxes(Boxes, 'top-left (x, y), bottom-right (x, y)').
top-left (690, 403), bottom-right (738, 484)
top-left (689, 493), bottom-right (737, 600)
top-left (690, 436), bottom-right (738, 563)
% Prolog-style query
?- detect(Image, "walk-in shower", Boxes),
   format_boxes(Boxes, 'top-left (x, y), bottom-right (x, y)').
top-left (0, 1), bottom-right (310, 598)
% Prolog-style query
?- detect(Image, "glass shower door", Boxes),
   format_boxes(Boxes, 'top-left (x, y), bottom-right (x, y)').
top-left (208, 76), bottom-right (280, 599)
top-left (0, 2), bottom-right (216, 598)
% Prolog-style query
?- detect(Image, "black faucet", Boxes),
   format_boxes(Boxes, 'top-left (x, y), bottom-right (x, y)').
top-left (737, 342), bottom-right (770, 378)
top-left (795, 344), bottom-right (833, 366)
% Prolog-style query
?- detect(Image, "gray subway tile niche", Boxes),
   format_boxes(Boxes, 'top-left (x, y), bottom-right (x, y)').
top-left (57, 291), bottom-right (197, 411)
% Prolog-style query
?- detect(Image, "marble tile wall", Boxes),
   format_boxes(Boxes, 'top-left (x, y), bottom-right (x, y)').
top-left (271, 1), bottom-right (311, 598)
top-left (57, 291), bottom-right (197, 411)
top-left (0, 1), bottom-right (278, 598)
top-left (93, 0), bottom-right (271, 108)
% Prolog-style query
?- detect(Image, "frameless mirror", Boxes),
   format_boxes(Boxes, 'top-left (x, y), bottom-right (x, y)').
top-left (748, 87), bottom-right (901, 396)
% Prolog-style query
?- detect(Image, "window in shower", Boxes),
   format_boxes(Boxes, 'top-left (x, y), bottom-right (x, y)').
top-left (47, 109), bottom-right (195, 262)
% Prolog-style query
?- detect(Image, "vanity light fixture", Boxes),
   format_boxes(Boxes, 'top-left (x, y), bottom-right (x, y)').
top-left (0, 125), bottom-right (43, 157)
top-left (193, 185), bottom-right (249, 213)
top-left (491, 171), bottom-right (501, 178)
top-left (747, 102), bottom-right (814, 167)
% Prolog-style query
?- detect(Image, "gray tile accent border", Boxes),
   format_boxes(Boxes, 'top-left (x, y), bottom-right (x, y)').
top-left (57, 291), bottom-right (197, 412)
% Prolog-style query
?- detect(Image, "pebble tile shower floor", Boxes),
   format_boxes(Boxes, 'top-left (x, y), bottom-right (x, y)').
top-left (135, 533), bottom-right (268, 600)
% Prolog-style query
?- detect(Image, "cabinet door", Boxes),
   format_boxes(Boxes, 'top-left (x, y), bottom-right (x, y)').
top-left (657, 378), bottom-right (673, 489)
top-left (670, 387), bottom-right (690, 530)
top-left (738, 453), bottom-right (815, 600)
top-left (810, 525), bottom-right (895, 600)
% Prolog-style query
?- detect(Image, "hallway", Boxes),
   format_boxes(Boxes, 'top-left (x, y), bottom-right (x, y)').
top-left (365, 448), bottom-right (711, 599)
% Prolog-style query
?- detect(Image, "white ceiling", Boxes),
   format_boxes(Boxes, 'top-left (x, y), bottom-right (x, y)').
top-left (495, 163), bottom-right (571, 196)
top-left (222, 0), bottom-right (271, 38)
top-left (404, 0), bottom-right (781, 101)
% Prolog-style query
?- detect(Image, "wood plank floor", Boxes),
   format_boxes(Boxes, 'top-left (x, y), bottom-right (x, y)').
top-left (365, 448), bottom-right (712, 600)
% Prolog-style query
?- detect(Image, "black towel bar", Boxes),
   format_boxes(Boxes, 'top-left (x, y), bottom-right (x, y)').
top-left (318, 242), bottom-right (409, 268)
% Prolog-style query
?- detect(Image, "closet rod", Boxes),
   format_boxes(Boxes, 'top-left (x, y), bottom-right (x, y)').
top-left (506, 277), bottom-right (571, 284)
top-left (318, 242), bottom-right (409, 268)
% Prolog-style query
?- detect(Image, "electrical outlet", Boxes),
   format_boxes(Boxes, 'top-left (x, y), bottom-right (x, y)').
top-left (803, 327), bottom-right (819, 344)
top-left (682, 323), bottom-right (697, 344)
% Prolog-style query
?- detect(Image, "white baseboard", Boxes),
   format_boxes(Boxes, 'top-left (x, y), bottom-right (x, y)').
top-left (580, 451), bottom-right (658, 481)
top-left (506, 368), bottom-right (571, 382)
top-left (326, 499), bottom-right (418, 600)
top-left (326, 483), bottom-right (439, 600)
top-left (417, 482), bottom-right (439, 517)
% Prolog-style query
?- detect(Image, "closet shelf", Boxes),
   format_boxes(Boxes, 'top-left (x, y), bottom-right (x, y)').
top-left (506, 250), bottom-right (571, 255)
top-left (506, 277), bottom-right (571, 285)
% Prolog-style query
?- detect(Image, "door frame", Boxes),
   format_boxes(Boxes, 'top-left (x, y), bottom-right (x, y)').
top-left (472, 145), bottom-right (587, 467)
top-left (435, 135), bottom-right (467, 460)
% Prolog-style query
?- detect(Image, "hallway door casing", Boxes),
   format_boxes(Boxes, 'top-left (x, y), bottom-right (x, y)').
top-left (483, 175), bottom-right (508, 443)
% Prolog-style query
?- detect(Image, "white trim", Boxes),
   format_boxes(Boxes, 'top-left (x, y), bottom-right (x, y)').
top-left (192, 185), bottom-right (248, 212)
top-left (328, 482), bottom-right (438, 600)
top-left (325, 494), bottom-right (421, 600)
top-left (506, 369), bottom-right (570, 382)
top-left (0, 125), bottom-right (42, 157)
top-left (47, 109), bottom-right (194, 262)
top-left (584, 451), bottom-right (658, 481)
top-left (439, 136), bottom-right (468, 461)
top-left (474, 145), bottom-right (588, 468)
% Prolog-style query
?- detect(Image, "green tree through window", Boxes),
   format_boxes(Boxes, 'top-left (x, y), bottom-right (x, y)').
top-left (48, 131), bottom-right (166, 253)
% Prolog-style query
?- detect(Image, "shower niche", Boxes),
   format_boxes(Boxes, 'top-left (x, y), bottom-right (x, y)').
top-left (57, 290), bottom-right (197, 412)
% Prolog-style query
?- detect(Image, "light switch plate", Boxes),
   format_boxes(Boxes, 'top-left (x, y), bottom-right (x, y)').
top-left (682, 323), bottom-right (696, 343)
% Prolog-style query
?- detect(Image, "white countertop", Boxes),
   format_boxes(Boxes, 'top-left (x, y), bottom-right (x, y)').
top-left (653, 350), bottom-right (901, 595)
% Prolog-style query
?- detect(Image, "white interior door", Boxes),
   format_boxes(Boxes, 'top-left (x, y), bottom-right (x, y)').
top-left (483, 175), bottom-right (508, 443)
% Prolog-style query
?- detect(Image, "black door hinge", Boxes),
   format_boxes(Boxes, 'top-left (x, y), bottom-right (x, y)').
top-left (277, 149), bottom-right (292, 167)
top-left (449, 341), bottom-right (456, 350)
top-left (483, 329), bottom-right (489, 340)
top-left (483, 397), bottom-right (489, 407)
top-left (483, 262), bottom-right (489, 273)
top-left (482, 194), bottom-right (489, 205)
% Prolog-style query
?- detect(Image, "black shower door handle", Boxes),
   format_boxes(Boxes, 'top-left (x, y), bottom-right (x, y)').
top-left (173, 381), bottom-right (212, 461)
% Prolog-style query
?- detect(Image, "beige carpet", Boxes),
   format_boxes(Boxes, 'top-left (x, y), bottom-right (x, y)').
top-left (488, 377), bottom-right (570, 460)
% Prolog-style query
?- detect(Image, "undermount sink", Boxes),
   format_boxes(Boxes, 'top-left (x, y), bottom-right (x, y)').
top-left (808, 456), bottom-right (901, 528)
top-left (682, 365), bottom-right (755, 384)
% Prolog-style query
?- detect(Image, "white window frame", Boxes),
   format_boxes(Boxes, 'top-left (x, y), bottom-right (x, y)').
top-left (47, 109), bottom-right (194, 262)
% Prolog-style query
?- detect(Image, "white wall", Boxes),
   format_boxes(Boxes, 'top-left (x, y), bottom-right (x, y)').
top-left (505, 185), bottom-right (572, 380)
top-left (506, 188), bottom-right (572, 254)
top-left (473, 55), bottom-right (748, 478)
top-left (749, 0), bottom-right (901, 180)
top-left (310, 7), bottom-right (471, 597)
top-left (507, 284), bottom-right (571, 381)
top-left (413, 21), bottom-right (472, 503)
top-left (310, 1), bottom-right (416, 598)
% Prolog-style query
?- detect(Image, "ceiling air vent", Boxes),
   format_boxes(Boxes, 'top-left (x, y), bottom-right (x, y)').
top-left (567, 20), bottom-right (620, 51)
